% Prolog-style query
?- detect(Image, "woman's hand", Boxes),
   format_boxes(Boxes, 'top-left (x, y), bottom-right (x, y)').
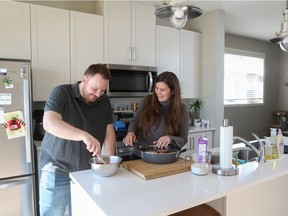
top-left (154, 135), bottom-right (171, 149)
top-left (123, 132), bottom-right (136, 146)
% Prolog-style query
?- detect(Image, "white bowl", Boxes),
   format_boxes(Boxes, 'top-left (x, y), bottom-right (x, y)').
top-left (191, 163), bottom-right (210, 175)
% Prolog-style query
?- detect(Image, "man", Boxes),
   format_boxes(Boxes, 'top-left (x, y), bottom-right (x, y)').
top-left (39, 64), bottom-right (116, 216)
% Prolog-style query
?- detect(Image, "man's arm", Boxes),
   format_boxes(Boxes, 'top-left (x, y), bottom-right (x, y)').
top-left (43, 110), bottom-right (102, 156)
top-left (103, 124), bottom-right (116, 155)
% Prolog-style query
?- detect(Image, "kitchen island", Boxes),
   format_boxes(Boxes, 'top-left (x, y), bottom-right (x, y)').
top-left (70, 155), bottom-right (288, 216)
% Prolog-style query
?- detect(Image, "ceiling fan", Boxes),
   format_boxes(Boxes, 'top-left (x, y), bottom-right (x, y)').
top-left (269, 0), bottom-right (288, 52)
top-left (155, 0), bottom-right (203, 30)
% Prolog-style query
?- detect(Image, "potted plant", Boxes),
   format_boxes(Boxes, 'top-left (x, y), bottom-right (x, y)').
top-left (189, 99), bottom-right (202, 127)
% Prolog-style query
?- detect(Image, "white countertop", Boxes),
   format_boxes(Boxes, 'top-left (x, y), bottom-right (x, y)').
top-left (189, 126), bottom-right (216, 133)
top-left (69, 154), bottom-right (288, 216)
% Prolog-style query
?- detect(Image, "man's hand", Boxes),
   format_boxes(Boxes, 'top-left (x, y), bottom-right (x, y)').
top-left (83, 134), bottom-right (101, 157)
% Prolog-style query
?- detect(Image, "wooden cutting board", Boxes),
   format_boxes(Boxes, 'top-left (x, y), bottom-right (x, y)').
top-left (122, 158), bottom-right (191, 180)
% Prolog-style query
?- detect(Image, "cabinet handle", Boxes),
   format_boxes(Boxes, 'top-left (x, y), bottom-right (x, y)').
top-left (128, 47), bottom-right (132, 61)
top-left (132, 47), bottom-right (136, 61)
top-left (191, 137), bottom-right (195, 150)
top-left (23, 80), bottom-right (32, 163)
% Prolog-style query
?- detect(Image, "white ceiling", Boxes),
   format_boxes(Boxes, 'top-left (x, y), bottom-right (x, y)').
top-left (194, 0), bottom-right (286, 42)
top-left (142, 0), bottom-right (287, 42)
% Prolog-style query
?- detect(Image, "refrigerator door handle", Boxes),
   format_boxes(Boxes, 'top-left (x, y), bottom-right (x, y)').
top-left (0, 178), bottom-right (28, 190)
top-left (23, 79), bottom-right (32, 163)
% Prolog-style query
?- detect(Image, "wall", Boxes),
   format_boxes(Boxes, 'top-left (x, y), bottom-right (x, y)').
top-left (186, 10), bottom-right (225, 147)
top-left (225, 34), bottom-right (280, 139)
top-left (278, 51), bottom-right (288, 110)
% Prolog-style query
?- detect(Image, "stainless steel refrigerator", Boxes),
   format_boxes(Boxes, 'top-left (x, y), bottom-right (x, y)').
top-left (0, 59), bottom-right (37, 216)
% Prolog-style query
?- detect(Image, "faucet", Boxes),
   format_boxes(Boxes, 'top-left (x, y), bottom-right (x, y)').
top-left (232, 134), bottom-right (265, 163)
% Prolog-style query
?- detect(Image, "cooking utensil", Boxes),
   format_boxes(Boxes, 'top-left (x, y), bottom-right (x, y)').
top-left (139, 144), bottom-right (187, 164)
top-left (97, 156), bottom-right (107, 164)
top-left (89, 156), bottom-right (122, 177)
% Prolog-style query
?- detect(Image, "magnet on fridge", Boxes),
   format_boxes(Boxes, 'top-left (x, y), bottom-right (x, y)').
top-left (3, 111), bottom-right (26, 139)
top-left (0, 68), bottom-right (7, 75)
top-left (2, 77), bottom-right (13, 89)
top-left (0, 107), bottom-right (4, 124)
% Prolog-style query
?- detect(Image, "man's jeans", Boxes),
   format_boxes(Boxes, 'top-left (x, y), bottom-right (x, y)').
top-left (39, 170), bottom-right (71, 216)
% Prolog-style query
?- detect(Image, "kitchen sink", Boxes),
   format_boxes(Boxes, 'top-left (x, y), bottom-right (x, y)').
top-left (210, 147), bottom-right (259, 165)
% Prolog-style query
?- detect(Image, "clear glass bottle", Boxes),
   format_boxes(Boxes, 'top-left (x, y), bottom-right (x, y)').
top-left (264, 136), bottom-right (272, 160)
top-left (270, 128), bottom-right (278, 159)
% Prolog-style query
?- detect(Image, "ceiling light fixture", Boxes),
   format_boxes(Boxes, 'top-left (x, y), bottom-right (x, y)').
top-left (269, 0), bottom-right (288, 52)
top-left (155, 0), bottom-right (203, 30)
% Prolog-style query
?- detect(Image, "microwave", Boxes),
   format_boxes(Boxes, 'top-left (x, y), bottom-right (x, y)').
top-left (106, 64), bottom-right (158, 97)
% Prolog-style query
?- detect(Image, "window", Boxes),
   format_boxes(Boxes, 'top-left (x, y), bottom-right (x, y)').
top-left (224, 48), bottom-right (265, 106)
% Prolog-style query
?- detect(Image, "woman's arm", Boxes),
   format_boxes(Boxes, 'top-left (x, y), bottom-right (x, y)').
top-left (168, 105), bottom-right (190, 148)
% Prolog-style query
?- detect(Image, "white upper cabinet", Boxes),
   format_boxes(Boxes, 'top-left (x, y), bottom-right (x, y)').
top-left (179, 29), bottom-right (200, 98)
top-left (31, 5), bottom-right (103, 101)
top-left (0, 2), bottom-right (31, 59)
top-left (104, 2), bottom-right (156, 66)
top-left (156, 25), bottom-right (200, 98)
top-left (156, 26), bottom-right (179, 77)
top-left (70, 11), bottom-right (104, 83)
top-left (31, 4), bottom-right (70, 101)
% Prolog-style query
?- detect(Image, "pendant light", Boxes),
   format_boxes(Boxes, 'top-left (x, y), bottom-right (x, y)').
top-left (155, 0), bottom-right (203, 30)
top-left (269, 0), bottom-right (288, 52)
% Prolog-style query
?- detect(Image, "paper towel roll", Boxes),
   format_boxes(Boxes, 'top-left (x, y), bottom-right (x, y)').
top-left (220, 125), bottom-right (233, 169)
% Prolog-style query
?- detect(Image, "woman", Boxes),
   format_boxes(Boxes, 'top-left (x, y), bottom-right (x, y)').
top-left (123, 71), bottom-right (190, 159)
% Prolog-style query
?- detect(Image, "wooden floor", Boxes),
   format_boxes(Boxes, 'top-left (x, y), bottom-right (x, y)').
top-left (169, 204), bottom-right (221, 216)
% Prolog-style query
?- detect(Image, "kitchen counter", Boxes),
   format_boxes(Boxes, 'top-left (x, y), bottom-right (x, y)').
top-left (189, 126), bottom-right (216, 133)
top-left (70, 154), bottom-right (288, 216)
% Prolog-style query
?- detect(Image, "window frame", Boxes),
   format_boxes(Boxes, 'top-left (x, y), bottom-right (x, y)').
top-left (224, 48), bottom-right (265, 107)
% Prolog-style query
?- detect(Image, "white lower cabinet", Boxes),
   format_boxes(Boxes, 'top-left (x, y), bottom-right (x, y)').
top-left (71, 180), bottom-right (101, 215)
top-left (225, 174), bottom-right (288, 216)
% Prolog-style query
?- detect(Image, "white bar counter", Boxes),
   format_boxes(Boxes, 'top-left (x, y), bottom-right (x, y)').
top-left (70, 154), bottom-right (288, 216)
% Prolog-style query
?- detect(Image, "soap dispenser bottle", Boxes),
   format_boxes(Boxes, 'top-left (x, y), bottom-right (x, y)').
top-left (264, 136), bottom-right (272, 160)
top-left (270, 128), bottom-right (278, 159)
top-left (197, 134), bottom-right (208, 162)
top-left (276, 129), bottom-right (284, 157)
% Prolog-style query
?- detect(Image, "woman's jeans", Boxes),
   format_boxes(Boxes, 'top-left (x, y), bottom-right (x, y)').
top-left (39, 170), bottom-right (71, 216)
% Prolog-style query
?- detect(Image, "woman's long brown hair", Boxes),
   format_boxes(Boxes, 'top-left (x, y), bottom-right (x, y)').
top-left (137, 72), bottom-right (183, 136)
